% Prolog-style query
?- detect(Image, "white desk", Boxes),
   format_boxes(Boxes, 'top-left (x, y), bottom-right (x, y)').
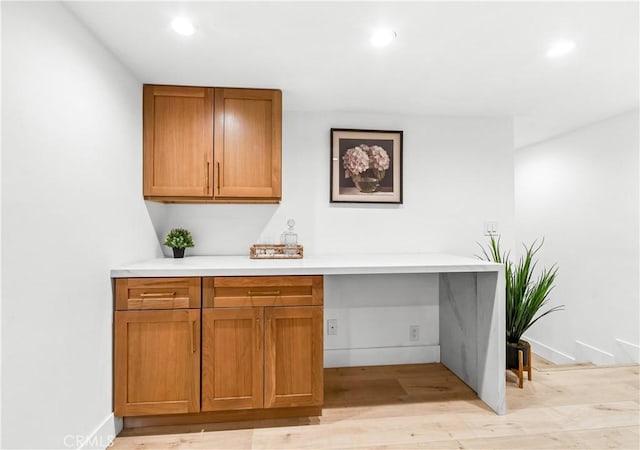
top-left (112, 253), bottom-right (506, 414)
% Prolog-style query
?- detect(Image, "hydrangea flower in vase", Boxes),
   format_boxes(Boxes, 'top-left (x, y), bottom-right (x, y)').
top-left (342, 144), bottom-right (390, 193)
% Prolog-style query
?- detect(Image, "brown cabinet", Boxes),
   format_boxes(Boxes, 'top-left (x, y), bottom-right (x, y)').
top-left (203, 275), bottom-right (323, 308)
top-left (114, 275), bottom-right (322, 424)
top-left (143, 85), bottom-right (214, 198)
top-left (114, 277), bottom-right (202, 417)
top-left (214, 88), bottom-right (281, 200)
top-left (143, 85), bottom-right (282, 203)
top-left (114, 309), bottom-right (201, 416)
top-left (264, 305), bottom-right (324, 408)
top-left (201, 276), bottom-right (323, 412)
top-left (115, 277), bottom-right (201, 310)
top-left (201, 307), bottom-right (264, 411)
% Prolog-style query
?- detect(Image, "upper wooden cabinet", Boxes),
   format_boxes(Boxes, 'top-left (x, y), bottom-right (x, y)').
top-left (143, 85), bottom-right (214, 198)
top-left (143, 85), bottom-right (282, 203)
top-left (214, 88), bottom-right (282, 200)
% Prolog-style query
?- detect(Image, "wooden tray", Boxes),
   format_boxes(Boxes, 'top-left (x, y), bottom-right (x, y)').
top-left (250, 244), bottom-right (304, 259)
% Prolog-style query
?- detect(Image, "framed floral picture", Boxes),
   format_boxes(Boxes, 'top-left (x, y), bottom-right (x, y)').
top-left (330, 128), bottom-right (403, 204)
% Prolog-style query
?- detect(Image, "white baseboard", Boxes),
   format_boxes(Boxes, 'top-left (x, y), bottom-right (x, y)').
top-left (575, 340), bottom-right (615, 365)
top-left (522, 336), bottom-right (576, 365)
top-left (76, 413), bottom-right (121, 450)
top-left (324, 345), bottom-right (440, 368)
top-left (524, 336), bottom-right (639, 366)
top-left (615, 338), bottom-right (640, 364)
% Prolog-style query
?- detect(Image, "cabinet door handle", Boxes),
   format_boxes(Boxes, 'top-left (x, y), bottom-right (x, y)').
top-left (256, 317), bottom-right (262, 351)
top-left (216, 162), bottom-right (221, 194)
top-left (247, 290), bottom-right (281, 296)
top-left (206, 162), bottom-right (210, 191)
top-left (190, 321), bottom-right (196, 353)
top-left (139, 292), bottom-right (175, 297)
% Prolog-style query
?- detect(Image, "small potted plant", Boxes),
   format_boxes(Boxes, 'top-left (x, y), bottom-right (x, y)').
top-left (164, 228), bottom-right (194, 258)
top-left (478, 235), bottom-right (564, 372)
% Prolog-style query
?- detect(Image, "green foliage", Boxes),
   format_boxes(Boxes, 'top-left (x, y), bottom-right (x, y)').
top-left (164, 228), bottom-right (195, 249)
top-left (478, 235), bottom-right (564, 344)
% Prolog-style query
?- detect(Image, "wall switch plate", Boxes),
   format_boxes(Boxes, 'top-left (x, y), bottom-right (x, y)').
top-left (409, 325), bottom-right (420, 342)
top-left (327, 319), bottom-right (338, 336)
top-left (484, 221), bottom-right (499, 236)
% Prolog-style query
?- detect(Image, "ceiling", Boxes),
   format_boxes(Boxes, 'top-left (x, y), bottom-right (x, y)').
top-left (66, 1), bottom-right (639, 148)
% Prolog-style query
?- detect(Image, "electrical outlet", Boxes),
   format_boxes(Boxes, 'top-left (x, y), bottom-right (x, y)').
top-left (409, 325), bottom-right (420, 342)
top-left (484, 221), bottom-right (499, 236)
top-left (327, 319), bottom-right (338, 336)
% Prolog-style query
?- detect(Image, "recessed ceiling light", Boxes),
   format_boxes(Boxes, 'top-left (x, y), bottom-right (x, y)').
top-left (371, 28), bottom-right (396, 47)
top-left (547, 40), bottom-right (575, 58)
top-left (171, 18), bottom-right (195, 36)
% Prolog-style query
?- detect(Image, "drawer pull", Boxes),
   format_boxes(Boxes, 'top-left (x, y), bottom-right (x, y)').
top-left (139, 292), bottom-right (176, 298)
top-left (247, 290), bottom-right (281, 296)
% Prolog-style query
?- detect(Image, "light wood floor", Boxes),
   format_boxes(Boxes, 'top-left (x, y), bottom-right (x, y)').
top-left (113, 356), bottom-right (640, 449)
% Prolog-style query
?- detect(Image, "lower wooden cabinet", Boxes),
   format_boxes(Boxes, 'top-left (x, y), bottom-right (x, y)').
top-left (264, 306), bottom-right (324, 408)
top-left (201, 305), bottom-right (323, 412)
top-left (114, 309), bottom-right (200, 416)
top-left (201, 307), bottom-right (264, 411)
top-left (114, 275), bottom-right (323, 425)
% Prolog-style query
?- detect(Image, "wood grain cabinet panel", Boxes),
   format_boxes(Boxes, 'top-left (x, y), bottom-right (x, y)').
top-left (143, 85), bottom-right (214, 197)
top-left (114, 275), bottom-right (323, 424)
top-left (214, 88), bottom-right (282, 200)
top-left (143, 85), bottom-right (281, 203)
top-left (114, 309), bottom-right (200, 416)
top-left (115, 277), bottom-right (201, 310)
top-left (203, 276), bottom-right (323, 308)
top-left (201, 308), bottom-right (264, 411)
top-left (202, 276), bottom-right (324, 412)
top-left (264, 306), bottom-right (323, 408)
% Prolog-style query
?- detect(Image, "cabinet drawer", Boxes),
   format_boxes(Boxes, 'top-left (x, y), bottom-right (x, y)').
top-left (204, 276), bottom-right (323, 308)
top-left (116, 278), bottom-right (201, 310)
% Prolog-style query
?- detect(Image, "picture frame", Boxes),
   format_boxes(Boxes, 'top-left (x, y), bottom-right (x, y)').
top-left (330, 128), bottom-right (403, 204)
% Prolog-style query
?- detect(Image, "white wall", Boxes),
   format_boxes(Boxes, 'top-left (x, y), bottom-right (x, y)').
top-left (0, 3), bottom-right (515, 445)
top-left (0, 2), bottom-right (3, 444)
top-left (324, 274), bottom-right (440, 367)
top-left (153, 111), bottom-right (515, 257)
top-left (150, 111), bottom-right (515, 366)
top-left (515, 110), bottom-right (640, 365)
top-left (1, 3), bottom-right (160, 449)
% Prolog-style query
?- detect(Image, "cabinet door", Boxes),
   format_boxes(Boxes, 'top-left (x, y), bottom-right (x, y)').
top-left (143, 85), bottom-right (214, 197)
top-left (264, 306), bottom-right (323, 408)
top-left (114, 309), bottom-right (200, 416)
top-left (202, 308), bottom-right (264, 411)
top-left (214, 88), bottom-right (282, 200)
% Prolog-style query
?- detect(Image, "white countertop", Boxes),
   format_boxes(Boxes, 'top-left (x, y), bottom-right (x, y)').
top-left (111, 253), bottom-right (503, 278)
